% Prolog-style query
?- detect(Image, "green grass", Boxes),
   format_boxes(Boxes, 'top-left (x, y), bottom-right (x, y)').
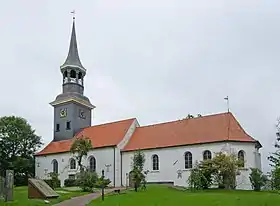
top-left (89, 185), bottom-right (280, 206)
top-left (0, 186), bottom-right (88, 206)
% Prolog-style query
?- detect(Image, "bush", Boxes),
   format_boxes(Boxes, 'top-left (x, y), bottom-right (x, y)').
top-left (249, 168), bottom-right (267, 191)
top-left (44, 178), bottom-right (61, 189)
top-left (64, 178), bottom-right (77, 187)
top-left (95, 177), bottom-right (111, 188)
top-left (76, 171), bottom-right (98, 192)
top-left (188, 166), bottom-right (207, 190)
top-left (271, 167), bottom-right (280, 190)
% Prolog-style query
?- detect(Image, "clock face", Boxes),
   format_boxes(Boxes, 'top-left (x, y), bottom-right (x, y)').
top-left (60, 108), bottom-right (67, 118)
top-left (79, 109), bottom-right (86, 119)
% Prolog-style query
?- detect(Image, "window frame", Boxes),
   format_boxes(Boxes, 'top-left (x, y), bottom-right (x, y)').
top-left (152, 154), bottom-right (159, 171)
top-left (184, 151), bottom-right (193, 169)
top-left (203, 150), bottom-right (212, 160)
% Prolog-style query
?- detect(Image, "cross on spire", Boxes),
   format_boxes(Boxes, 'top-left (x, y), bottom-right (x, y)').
top-left (71, 10), bottom-right (76, 20)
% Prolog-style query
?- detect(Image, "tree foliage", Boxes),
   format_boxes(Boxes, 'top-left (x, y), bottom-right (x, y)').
top-left (182, 114), bottom-right (203, 120)
top-left (268, 118), bottom-right (280, 190)
top-left (188, 152), bottom-right (242, 190)
top-left (130, 150), bottom-right (146, 192)
top-left (249, 168), bottom-right (267, 191)
top-left (0, 116), bottom-right (42, 185)
top-left (211, 152), bottom-right (243, 189)
top-left (188, 162), bottom-right (208, 190)
top-left (76, 171), bottom-right (98, 192)
top-left (70, 135), bottom-right (92, 172)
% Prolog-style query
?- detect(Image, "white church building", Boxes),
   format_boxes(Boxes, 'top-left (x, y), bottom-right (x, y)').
top-left (35, 17), bottom-right (262, 190)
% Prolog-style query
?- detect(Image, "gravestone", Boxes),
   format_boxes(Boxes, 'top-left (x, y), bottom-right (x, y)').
top-left (0, 176), bottom-right (4, 200)
top-left (28, 178), bottom-right (59, 199)
top-left (5, 170), bottom-right (14, 202)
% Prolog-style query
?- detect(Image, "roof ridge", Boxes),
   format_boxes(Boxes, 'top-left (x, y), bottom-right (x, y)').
top-left (139, 111), bottom-right (231, 128)
top-left (91, 117), bottom-right (136, 128)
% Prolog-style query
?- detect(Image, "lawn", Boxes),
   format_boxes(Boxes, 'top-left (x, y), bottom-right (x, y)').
top-left (0, 186), bottom-right (88, 206)
top-left (89, 185), bottom-right (280, 206)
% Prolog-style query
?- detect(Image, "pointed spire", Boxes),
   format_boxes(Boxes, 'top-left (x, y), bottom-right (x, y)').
top-left (61, 17), bottom-right (85, 71)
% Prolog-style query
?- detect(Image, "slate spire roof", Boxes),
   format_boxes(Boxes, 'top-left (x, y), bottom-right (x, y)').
top-left (60, 17), bottom-right (85, 71)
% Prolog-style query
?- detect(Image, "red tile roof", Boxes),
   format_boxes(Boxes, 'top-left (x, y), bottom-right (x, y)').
top-left (122, 112), bottom-right (259, 152)
top-left (35, 118), bottom-right (136, 156)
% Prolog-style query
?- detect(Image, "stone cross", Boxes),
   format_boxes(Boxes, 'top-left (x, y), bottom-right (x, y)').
top-left (0, 176), bottom-right (4, 200)
top-left (5, 170), bottom-right (14, 202)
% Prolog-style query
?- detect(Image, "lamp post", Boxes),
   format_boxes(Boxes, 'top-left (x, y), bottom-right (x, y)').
top-left (101, 169), bottom-right (104, 201)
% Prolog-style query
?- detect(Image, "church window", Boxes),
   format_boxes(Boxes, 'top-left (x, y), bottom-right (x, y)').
top-left (52, 159), bottom-right (58, 174)
top-left (184, 152), bottom-right (192, 169)
top-left (152, 154), bottom-right (159, 170)
top-left (70, 70), bottom-right (76, 78)
top-left (56, 124), bottom-right (60, 132)
top-left (78, 72), bottom-right (82, 79)
top-left (63, 71), bottom-right (68, 78)
top-left (238, 150), bottom-right (245, 167)
top-left (66, 121), bottom-right (71, 130)
top-left (70, 158), bottom-right (76, 169)
top-left (203, 150), bottom-right (212, 160)
top-left (89, 156), bottom-right (96, 172)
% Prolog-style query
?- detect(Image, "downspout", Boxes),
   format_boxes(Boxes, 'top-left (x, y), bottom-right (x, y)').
top-left (120, 151), bottom-right (123, 186)
top-left (113, 147), bottom-right (115, 187)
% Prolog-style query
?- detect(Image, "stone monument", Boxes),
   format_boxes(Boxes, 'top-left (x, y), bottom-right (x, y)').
top-left (5, 170), bottom-right (14, 202)
top-left (28, 178), bottom-right (59, 199)
top-left (0, 176), bottom-right (4, 200)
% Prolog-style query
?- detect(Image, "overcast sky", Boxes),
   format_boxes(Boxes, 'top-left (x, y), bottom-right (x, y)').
top-left (0, 0), bottom-right (279, 172)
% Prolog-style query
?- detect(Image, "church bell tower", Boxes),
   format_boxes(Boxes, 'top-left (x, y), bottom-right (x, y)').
top-left (50, 16), bottom-right (95, 141)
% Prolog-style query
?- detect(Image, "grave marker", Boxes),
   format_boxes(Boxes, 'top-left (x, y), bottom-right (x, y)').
top-left (28, 178), bottom-right (59, 199)
top-left (5, 170), bottom-right (14, 202)
top-left (0, 176), bottom-right (4, 200)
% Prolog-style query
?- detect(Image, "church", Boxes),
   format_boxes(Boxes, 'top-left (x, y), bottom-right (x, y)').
top-left (35, 17), bottom-right (262, 190)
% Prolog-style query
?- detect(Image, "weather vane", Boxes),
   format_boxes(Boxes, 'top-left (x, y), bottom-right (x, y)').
top-left (71, 10), bottom-right (76, 19)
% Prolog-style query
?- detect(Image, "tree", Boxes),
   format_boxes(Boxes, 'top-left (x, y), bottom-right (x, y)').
top-left (70, 135), bottom-right (92, 172)
top-left (268, 118), bottom-right (280, 189)
top-left (188, 162), bottom-right (208, 190)
top-left (182, 114), bottom-right (203, 120)
top-left (130, 150), bottom-right (145, 192)
top-left (211, 152), bottom-right (243, 189)
top-left (188, 152), bottom-right (242, 190)
top-left (249, 168), bottom-right (267, 191)
top-left (0, 116), bottom-right (42, 185)
top-left (75, 171), bottom-right (98, 192)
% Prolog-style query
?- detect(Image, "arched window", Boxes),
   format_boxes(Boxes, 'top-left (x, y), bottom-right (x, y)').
top-left (63, 71), bottom-right (68, 78)
top-left (52, 159), bottom-right (58, 174)
top-left (70, 70), bottom-right (76, 78)
top-left (152, 154), bottom-right (159, 170)
top-left (70, 158), bottom-right (76, 169)
top-left (203, 150), bottom-right (212, 160)
top-left (238, 150), bottom-right (245, 167)
top-left (78, 72), bottom-right (82, 79)
top-left (89, 156), bottom-right (96, 172)
top-left (184, 152), bottom-right (192, 169)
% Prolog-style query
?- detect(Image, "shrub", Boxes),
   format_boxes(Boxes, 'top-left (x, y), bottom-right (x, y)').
top-left (271, 167), bottom-right (280, 190)
top-left (95, 177), bottom-right (111, 188)
top-left (76, 171), bottom-right (98, 192)
top-left (188, 165), bottom-right (207, 190)
top-left (249, 168), bottom-right (267, 191)
top-left (64, 178), bottom-right (77, 187)
top-left (44, 172), bottom-right (60, 189)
